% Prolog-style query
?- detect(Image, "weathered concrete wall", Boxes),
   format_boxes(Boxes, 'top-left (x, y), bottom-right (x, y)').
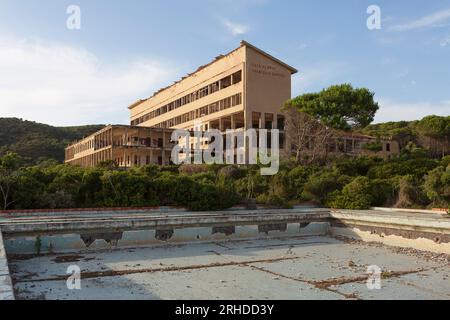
top-left (0, 208), bottom-right (330, 236)
top-left (4, 223), bottom-right (330, 255)
top-left (0, 229), bottom-right (14, 300)
top-left (330, 210), bottom-right (450, 254)
top-left (2, 208), bottom-right (450, 256)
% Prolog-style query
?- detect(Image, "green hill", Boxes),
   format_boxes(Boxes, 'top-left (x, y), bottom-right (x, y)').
top-left (0, 115), bottom-right (448, 165)
top-left (0, 118), bottom-right (104, 165)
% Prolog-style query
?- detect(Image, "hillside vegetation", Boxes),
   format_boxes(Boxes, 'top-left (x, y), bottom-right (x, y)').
top-left (0, 118), bottom-right (104, 165)
top-left (0, 84), bottom-right (448, 212)
top-left (0, 151), bottom-right (448, 211)
top-left (361, 115), bottom-right (450, 157)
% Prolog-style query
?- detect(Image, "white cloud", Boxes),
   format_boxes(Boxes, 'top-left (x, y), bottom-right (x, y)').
top-left (222, 19), bottom-right (249, 36)
top-left (389, 8), bottom-right (450, 32)
top-left (0, 35), bottom-right (177, 126)
top-left (374, 99), bottom-right (450, 123)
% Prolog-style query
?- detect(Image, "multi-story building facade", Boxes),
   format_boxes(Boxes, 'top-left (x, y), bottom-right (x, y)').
top-left (66, 41), bottom-right (298, 167)
top-left (65, 41), bottom-right (399, 167)
top-left (129, 40), bottom-right (297, 137)
top-left (65, 125), bottom-right (174, 167)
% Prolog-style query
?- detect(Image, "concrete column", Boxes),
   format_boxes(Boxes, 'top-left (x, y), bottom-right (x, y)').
top-left (273, 113), bottom-right (278, 130)
top-left (137, 127), bottom-right (141, 146)
top-left (231, 114), bottom-right (236, 130)
top-left (162, 129), bottom-right (166, 147)
top-left (162, 129), bottom-right (166, 164)
top-left (149, 128), bottom-right (152, 148)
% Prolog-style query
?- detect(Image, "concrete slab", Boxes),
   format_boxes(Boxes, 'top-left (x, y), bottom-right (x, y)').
top-left (9, 236), bottom-right (450, 300)
top-left (251, 241), bottom-right (443, 281)
top-left (14, 265), bottom-right (341, 300)
top-left (337, 265), bottom-right (450, 300)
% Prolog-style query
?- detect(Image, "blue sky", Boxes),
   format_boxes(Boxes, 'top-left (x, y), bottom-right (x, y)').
top-left (0, 0), bottom-right (449, 126)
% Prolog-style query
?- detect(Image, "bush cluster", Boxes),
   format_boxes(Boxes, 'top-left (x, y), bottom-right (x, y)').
top-left (0, 148), bottom-right (449, 211)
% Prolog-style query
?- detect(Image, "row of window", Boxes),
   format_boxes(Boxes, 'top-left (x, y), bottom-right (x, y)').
top-left (131, 70), bottom-right (242, 126)
top-left (152, 93), bottom-right (242, 129)
top-left (72, 139), bottom-right (95, 154)
top-left (115, 155), bottom-right (165, 167)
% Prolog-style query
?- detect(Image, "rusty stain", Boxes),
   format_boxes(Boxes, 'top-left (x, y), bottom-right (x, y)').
top-left (258, 223), bottom-right (287, 234)
top-left (52, 254), bottom-right (85, 263)
top-left (13, 255), bottom-right (302, 283)
top-left (311, 268), bottom-right (425, 289)
top-left (155, 229), bottom-right (174, 241)
top-left (246, 264), bottom-right (360, 300)
top-left (212, 226), bottom-right (235, 236)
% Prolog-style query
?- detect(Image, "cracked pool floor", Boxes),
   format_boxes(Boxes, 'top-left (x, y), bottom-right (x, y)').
top-left (8, 236), bottom-right (450, 300)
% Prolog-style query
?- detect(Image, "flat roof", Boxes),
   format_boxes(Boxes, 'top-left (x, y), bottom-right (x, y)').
top-left (128, 41), bottom-right (298, 110)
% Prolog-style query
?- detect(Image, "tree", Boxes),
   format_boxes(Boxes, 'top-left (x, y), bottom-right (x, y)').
top-left (289, 84), bottom-right (379, 131)
top-left (362, 121), bottom-right (416, 149)
top-left (423, 166), bottom-right (450, 207)
top-left (0, 152), bottom-right (22, 209)
top-left (394, 175), bottom-right (425, 208)
top-left (329, 176), bottom-right (374, 209)
top-left (415, 115), bottom-right (450, 157)
top-left (302, 170), bottom-right (350, 204)
top-left (282, 104), bottom-right (333, 164)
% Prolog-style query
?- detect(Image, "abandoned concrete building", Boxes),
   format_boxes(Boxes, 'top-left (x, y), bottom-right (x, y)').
top-left (64, 125), bottom-right (174, 167)
top-left (65, 41), bottom-right (399, 167)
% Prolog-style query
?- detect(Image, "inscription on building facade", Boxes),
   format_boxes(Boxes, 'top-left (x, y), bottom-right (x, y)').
top-left (250, 63), bottom-right (285, 78)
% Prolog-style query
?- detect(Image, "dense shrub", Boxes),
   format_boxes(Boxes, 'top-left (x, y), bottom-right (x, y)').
top-left (394, 175), bottom-right (426, 208)
top-left (256, 193), bottom-right (292, 209)
top-left (370, 178), bottom-right (397, 207)
top-left (363, 142), bottom-right (382, 152)
top-left (441, 156), bottom-right (450, 168)
top-left (423, 166), bottom-right (450, 207)
top-left (333, 156), bottom-right (382, 177)
top-left (302, 170), bottom-right (351, 204)
top-left (1, 150), bottom-right (449, 211)
top-left (328, 176), bottom-right (373, 209)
